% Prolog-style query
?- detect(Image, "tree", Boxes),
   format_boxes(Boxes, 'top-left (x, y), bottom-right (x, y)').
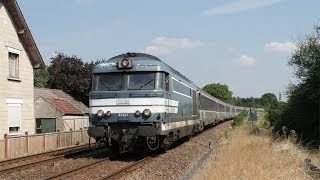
top-left (34, 69), bottom-right (50, 88)
top-left (261, 93), bottom-right (278, 109)
top-left (274, 26), bottom-right (320, 146)
top-left (202, 83), bottom-right (235, 104)
top-left (47, 53), bottom-right (102, 106)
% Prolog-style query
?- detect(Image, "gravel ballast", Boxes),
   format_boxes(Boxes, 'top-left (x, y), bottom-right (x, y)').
top-left (123, 121), bottom-right (231, 180)
top-left (0, 121), bottom-right (231, 180)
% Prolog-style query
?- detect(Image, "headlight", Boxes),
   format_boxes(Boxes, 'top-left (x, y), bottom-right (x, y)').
top-left (142, 109), bottom-right (151, 118)
top-left (121, 59), bottom-right (129, 67)
top-left (134, 110), bottom-right (141, 117)
top-left (106, 111), bottom-right (112, 117)
top-left (117, 58), bottom-right (132, 69)
top-left (96, 110), bottom-right (104, 118)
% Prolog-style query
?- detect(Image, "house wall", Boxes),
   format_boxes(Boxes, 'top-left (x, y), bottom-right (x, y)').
top-left (0, 3), bottom-right (35, 139)
top-left (62, 116), bottom-right (89, 131)
top-left (34, 97), bottom-right (63, 132)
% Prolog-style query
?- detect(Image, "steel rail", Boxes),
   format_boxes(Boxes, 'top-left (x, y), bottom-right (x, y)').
top-left (45, 155), bottom-right (152, 180)
top-left (103, 156), bottom-right (152, 180)
top-left (44, 158), bottom-right (110, 180)
top-left (0, 144), bottom-right (90, 166)
top-left (0, 146), bottom-right (94, 174)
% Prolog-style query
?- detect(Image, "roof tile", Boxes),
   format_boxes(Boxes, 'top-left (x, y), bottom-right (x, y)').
top-left (46, 97), bottom-right (83, 115)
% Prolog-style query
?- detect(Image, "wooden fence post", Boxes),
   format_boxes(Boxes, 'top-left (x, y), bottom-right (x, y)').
top-left (25, 131), bottom-right (29, 154)
top-left (80, 128), bottom-right (83, 144)
top-left (43, 131), bottom-right (46, 151)
top-left (4, 133), bottom-right (8, 158)
top-left (57, 130), bottom-right (61, 148)
top-left (70, 128), bottom-right (73, 146)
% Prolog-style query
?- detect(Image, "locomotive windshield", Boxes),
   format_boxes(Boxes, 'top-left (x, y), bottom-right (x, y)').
top-left (94, 74), bottom-right (123, 91)
top-left (128, 73), bottom-right (155, 90)
top-left (93, 72), bottom-right (165, 91)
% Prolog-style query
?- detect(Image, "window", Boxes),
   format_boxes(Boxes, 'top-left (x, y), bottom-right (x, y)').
top-left (8, 104), bottom-right (21, 134)
top-left (8, 51), bottom-right (19, 79)
top-left (93, 72), bottom-right (159, 91)
top-left (6, 98), bottom-right (23, 134)
top-left (173, 79), bottom-right (192, 96)
top-left (93, 74), bottom-right (123, 91)
top-left (218, 103), bottom-right (225, 112)
top-left (226, 106), bottom-right (230, 112)
top-left (128, 73), bottom-right (155, 90)
top-left (200, 95), bottom-right (217, 111)
top-left (36, 118), bottom-right (56, 134)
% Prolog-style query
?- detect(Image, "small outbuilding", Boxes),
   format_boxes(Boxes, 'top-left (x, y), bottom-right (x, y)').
top-left (34, 88), bottom-right (89, 133)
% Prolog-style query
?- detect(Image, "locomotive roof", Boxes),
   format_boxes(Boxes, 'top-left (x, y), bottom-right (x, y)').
top-left (98, 52), bottom-right (193, 84)
top-left (109, 52), bottom-right (161, 61)
top-left (94, 53), bottom-right (252, 110)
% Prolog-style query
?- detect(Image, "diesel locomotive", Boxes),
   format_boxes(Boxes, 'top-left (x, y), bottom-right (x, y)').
top-left (88, 52), bottom-right (246, 153)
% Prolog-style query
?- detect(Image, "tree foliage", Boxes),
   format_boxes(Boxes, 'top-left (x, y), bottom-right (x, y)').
top-left (235, 93), bottom-right (278, 109)
top-left (202, 83), bottom-right (235, 104)
top-left (261, 93), bottom-right (278, 109)
top-left (232, 110), bottom-right (248, 126)
top-left (34, 69), bottom-right (50, 88)
top-left (272, 26), bottom-right (320, 146)
top-left (266, 101), bottom-right (285, 127)
top-left (47, 53), bottom-right (102, 106)
top-left (202, 82), bottom-right (279, 110)
top-left (235, 97), bottom-right (262, 108)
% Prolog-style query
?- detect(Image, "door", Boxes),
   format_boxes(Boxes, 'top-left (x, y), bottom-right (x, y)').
top-left (192, 90), bottom-right (198, 116)
top-left (165, 73), bottom-right (171, 123)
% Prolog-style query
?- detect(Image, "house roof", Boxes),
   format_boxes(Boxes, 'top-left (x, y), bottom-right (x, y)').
top-left (34, 88), bottom-right (89, 116)
top-left (3, 0), bottom-right (45, 69)
top-left (46, 97), bottom-right (83, 116)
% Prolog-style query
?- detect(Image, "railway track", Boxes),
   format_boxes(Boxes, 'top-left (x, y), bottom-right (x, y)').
top-left (44, 157), bottom-right (110, 179)
top-left (44, 154), bottom-right (152, 180)
top-left (102, 156), bottom-right (152, 180)
top-left (0, 144), bottom-right (95, 174)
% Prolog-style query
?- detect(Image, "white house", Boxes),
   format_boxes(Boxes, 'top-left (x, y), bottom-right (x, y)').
top-left (0, 0), bottom-right (45, 138)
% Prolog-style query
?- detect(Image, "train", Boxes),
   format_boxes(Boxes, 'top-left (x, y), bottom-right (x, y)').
top-left (87, 52), bottom-right (248, 153)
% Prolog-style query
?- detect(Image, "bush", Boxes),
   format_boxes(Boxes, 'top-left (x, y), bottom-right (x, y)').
top-left (232, 110), bottom-right (248, 126)
top-left (266, 102), bottom-right (286, 127)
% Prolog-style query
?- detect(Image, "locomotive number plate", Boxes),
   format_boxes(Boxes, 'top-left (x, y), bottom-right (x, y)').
top-left (118, 113), bottom-right (129, 117)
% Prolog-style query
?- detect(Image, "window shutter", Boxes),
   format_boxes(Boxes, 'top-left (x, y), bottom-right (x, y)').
top-left (8, 104), bottom-right (21, 127)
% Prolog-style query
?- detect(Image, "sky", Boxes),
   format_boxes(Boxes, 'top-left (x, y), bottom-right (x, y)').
top-left (17, 0), bottom-right (320, 100)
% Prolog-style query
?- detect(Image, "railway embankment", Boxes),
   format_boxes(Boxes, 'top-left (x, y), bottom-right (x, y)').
top-left (192, 114), bottom-right (320, 180)
top-left (123, 121), bottom-right (232, 180)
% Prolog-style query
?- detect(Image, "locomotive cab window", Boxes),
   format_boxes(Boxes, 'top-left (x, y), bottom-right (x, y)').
top-left (128, 72), bottom-right (168, 90)
top-left (93, 74), bottom-right (123, 91)
top-left (93, 72), bottom-right (168, 91)
top-left (128, 73), bottom-right (155, 90)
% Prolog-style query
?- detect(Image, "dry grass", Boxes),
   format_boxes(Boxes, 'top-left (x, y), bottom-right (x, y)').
top-left (193, 120), bottom-right (312, 180)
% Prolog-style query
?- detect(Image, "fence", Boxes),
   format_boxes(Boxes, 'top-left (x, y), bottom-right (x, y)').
top-left (0, 128), bottom-right (93, 160)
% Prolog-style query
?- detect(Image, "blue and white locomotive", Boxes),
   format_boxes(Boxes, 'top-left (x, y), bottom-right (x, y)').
top-left (88, 53), bottom-right (245, 153)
